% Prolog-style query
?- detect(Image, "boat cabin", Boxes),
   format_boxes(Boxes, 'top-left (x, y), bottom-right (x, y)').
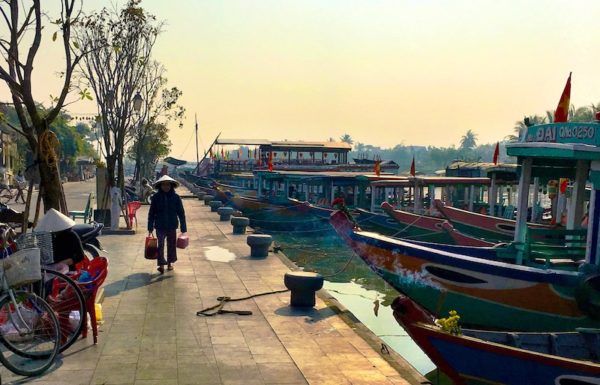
top-left (255, 170), bottom-right (405, 208)
top-left (506, 121), bottom-right (599, 265)
top-left (369, 176), bottom-right (491, 214)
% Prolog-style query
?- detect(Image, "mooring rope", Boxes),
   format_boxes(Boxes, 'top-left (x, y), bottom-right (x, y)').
top-left (196, 253), bottom-right (356, 316)
top-left (196, 289), bottom-right (290, 316)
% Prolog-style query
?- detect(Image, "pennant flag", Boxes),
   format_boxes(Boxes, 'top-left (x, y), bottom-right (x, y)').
top-left (209, 148), bottom-right (213, 159)
top-left (238, 148), bottom-right (242, 158)
top-left (268, 152), bottom-right (274, 172)
top-left (493, 142), bottom-right (500, 165)
top-left (554, 72), bottom-right (572, 123)
top-left (221, 148), bottom-right (224, 159)
top-left (374, 160), bottom-right (381, 176)
top-left (410, 157), bottom-right (416, 177)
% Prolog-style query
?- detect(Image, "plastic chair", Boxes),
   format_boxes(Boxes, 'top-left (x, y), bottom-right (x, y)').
top-left (127, 201), bottom-right (142, 229)
top-left (71, 256), bottom-right (108, 344)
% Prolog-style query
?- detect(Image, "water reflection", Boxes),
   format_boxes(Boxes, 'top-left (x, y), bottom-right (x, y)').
top-left (272, 233), bottom-right (435, 375)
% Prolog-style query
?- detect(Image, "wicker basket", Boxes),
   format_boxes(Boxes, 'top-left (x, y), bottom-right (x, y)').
top-left (1, 248), bottom-right (42, 287)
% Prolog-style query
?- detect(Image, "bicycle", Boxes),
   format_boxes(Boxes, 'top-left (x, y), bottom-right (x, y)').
top-left (0, 247), bottom-right (60, 377)
top-left (12, 230), bottom-right (86, 354)
top-left (0, 183), bottom-right (27, 205)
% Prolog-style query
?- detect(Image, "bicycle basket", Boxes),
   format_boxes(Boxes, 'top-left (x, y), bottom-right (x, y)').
top-left (1, 248), bottom-right (42, 287)
top-left (15, 231), bottom-right (54, 265)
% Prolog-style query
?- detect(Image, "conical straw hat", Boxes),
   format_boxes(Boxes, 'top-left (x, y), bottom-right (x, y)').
top-left (153, 175), bottom-right (180, 189)
top-left (35, 208), bottom-right (76, 232)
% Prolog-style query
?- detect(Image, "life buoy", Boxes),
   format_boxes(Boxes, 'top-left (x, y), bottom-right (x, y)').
top-left (575, 274), bottom-right (600, 320)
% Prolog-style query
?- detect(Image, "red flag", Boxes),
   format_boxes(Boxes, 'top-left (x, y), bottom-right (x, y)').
top-left (374, 160), bottom-right (381, 176)
top-left (268, 152), bottom-right (273, 172)
top-left (493, 142), bottom-right (500, 165)
top-left (221, 148), bottom-right (224, 159)
top-left (410, 157), bottom-right (415, 176)
top-left (209, 148), bottom-right (213, 159)
top-left (554, 72), bottom-right (571, 123)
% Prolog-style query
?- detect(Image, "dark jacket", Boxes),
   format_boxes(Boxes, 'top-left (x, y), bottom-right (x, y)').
top-left (148, 189), bottom-right (187, 233)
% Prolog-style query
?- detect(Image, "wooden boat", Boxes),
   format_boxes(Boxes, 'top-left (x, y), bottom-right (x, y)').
top-left (440, 221), bottom-right (496, 247)
top-left (329, 209), bottom-right (599, 331)
top-left (213, 181), bottom-right (257, 198)
top-left (435, 199), bottom-right (552, 243)
top-left (391, 295), bottom-right (600, 385)
top-left (230, 195), bottom-right (327, 233)
top-left (380, 202), bottom-right (452, 243)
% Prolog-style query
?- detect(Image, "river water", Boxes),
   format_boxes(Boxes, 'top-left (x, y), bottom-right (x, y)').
top-left (270, 232), bottom-right (435, 375)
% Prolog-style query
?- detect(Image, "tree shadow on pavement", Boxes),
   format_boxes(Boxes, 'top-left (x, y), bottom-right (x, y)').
top-left (103, 272), bottom-right (172, 297)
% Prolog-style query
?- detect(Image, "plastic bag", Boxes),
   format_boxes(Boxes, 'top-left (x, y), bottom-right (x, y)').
top-left (176, 234), bottom-right (189, 249)
top-left (145, 235), bottom-right (158, 260)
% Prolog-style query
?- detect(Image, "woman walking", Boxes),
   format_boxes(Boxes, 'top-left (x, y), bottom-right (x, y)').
top-left (147, 175), bottom-right (187, 274)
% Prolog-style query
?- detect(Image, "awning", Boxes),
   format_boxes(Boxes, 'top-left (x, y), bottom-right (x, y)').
top-left (163, 157), bottom-right (187, 166)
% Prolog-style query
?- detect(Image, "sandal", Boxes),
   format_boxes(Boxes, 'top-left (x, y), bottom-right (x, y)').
top-left (157, 266), bottom-right (165, 274)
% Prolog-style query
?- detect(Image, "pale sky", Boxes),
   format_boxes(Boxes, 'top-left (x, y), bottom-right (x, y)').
top-left (3, 0), bottom-right (600, 161)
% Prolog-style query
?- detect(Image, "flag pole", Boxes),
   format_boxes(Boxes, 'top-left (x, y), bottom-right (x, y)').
top-left (195, 114), bottom-right (200, 168)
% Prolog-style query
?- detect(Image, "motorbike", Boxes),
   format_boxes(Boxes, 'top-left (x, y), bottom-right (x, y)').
top-left (72, 221), bottom-right (104, 258)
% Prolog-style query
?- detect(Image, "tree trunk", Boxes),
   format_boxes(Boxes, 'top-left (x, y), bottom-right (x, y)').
top-left (117, 154), bottom-right (125, 189)
top-left (38, 158), bottom-right (63, 212)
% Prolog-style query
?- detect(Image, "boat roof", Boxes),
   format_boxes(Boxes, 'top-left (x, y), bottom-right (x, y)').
top-left (370, 176), bottom-right (490, 187)
top-left (257, 170), bottom-right (405, 181)
top-left (163, 157), bottom-right (187, 166)
top-left (506, 122), bottom-right (600, 161)
top-left (216, 139), bottom-right (352, 150)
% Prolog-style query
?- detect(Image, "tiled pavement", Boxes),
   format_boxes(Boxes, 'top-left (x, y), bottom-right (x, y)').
top-left (2, 187), bottom-right (423, 385)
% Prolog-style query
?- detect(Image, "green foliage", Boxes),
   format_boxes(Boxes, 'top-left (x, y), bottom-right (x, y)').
top-left (0, 106), bottom-right (97, 176)
top-left (127, 123), bottom-right (171, 179)
top-left (340, 134), bottom-right (354, 146)
top-left (351, 138), bottom-right (508, 175)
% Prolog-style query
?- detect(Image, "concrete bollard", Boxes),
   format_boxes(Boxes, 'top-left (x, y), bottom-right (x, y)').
top-left (231, 216), bottom-right (250, 234)
top-left (203, 195), bottom-right (215, 205)
top-left (246, 234), bottom-right (272, 258)
top-left (209, 200), bottom-right (223, 212)
top-left (284, 272), bottom-right (324, 308)
top-left (217, 206), bottom-right (234, 221)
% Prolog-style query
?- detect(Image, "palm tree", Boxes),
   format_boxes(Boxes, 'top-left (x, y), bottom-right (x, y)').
top-left (340, 133), bottom-right (354, 145)
top-left (511, 115), bottom-right (547, 141)
top-left (459, 130), bottom-right (478, 150)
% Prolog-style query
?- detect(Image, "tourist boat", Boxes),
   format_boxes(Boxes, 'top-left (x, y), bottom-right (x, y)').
top-left (330, 119), bottom-right (600, 331)
top-left (330, 209), bottom-right (596, 331)
top-left (391, 295), bottom-right (600, 385)
top-left (251, 170), bottom-right (405, 234)
top-left (229, 194), bottom-right (328, 233)
top-left (369, 177), bottom-right (491, 242)
top-left (435, 199), bottom-right (553, 243)
top-left (440, 221), bottom-right (496, 247)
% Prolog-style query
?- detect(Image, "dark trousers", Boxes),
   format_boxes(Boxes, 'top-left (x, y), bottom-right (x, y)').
top-left (156, 229), bottom-right (177, 266)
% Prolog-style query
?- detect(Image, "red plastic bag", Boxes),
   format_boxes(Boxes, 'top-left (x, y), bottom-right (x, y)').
top-left (176, 234), bottom-right (189, 249)
top-left (145, 235), bottom-right (158, 260)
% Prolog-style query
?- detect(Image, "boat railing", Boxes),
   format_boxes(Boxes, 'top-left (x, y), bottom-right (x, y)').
top-left (515, 227), bottom-right (588, 265)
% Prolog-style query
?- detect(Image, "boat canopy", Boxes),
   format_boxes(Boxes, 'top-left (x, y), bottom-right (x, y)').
top-left (163, 157), bottom-right (187, 166)
top-left (370, 176), bottom-right (490, 188)
top-left (256, 170), bottom-right (403, 181)
top-left (505, 121), bottom-right (600, 265)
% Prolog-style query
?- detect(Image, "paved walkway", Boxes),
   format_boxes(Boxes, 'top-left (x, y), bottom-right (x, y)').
top-left (2, 183), bottom-right (423, 385)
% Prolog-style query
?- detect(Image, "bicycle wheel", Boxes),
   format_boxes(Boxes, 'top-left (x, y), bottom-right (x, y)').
top-left (0, 188), bottom-right (12, 204)
top-left (0, 291), bottom-right (60, 377)
top-left (38, 269), bottom-right (86, 352)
